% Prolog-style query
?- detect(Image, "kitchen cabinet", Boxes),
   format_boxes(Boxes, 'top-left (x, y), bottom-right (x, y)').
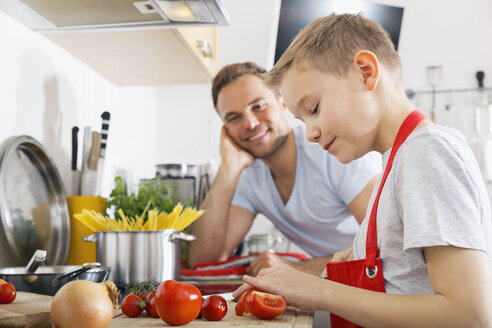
top-left (42, 27), bottom-right (218, 86)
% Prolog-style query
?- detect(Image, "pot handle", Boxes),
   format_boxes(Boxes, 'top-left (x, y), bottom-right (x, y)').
top-left (83, 234), bottom-right (97, 243)
top-left (170, 231), bottom-right (196, 242)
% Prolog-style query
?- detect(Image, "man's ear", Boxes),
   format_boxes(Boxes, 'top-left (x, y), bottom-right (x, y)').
top-left (352, 50), bottom-right (380, 91)
top-left (278, 95), bottom-right (288, 111)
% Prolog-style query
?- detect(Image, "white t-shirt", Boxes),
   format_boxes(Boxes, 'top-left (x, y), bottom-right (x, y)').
top-left (232, 125), bottom-right (381, 257)
top-left (353, 124), bottom-right (492, 294)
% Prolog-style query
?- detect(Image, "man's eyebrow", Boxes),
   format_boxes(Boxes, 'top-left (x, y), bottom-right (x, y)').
top-left (224, 111), bottom-right (239, 121)
top-left (248, 97), bottom-right (264, 106)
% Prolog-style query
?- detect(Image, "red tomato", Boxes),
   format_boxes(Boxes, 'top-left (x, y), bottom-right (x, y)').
top-left (235, 289), bottom-right (287, 320)
top-left (121, 293), bottom-right (145, 317)
top-left (201, 295), bottom-right (227, 321)
top-left (235, 291), bottom-right (249, 316)
top-left (244, 289), bottom-right (287, 319)
top-left (196, 297), bottom-right (205, 319)
top-left (144, 292), bottom-right (159, 318)
top-left (0, 282), bottom-right (16, 304)
top-left (155, 280), bottom-right (202, 326)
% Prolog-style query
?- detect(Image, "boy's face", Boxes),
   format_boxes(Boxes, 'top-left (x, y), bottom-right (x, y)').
top-left (216, 74), bottom-right (290, 158)
top-left (281, 66), bottom-right (379, 164)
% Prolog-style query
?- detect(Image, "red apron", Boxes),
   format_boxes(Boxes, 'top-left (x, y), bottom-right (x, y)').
top-left (325, 110), bottom-right (426, 328)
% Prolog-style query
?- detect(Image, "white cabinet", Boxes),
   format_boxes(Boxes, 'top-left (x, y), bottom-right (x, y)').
top-left (43, 27), bottom-right (218, 86)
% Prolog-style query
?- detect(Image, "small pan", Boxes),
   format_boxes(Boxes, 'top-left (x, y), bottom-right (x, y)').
top-left (0, 250), bottom-right (111, 296)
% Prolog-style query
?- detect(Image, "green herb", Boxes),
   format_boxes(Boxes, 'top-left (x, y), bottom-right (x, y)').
top-left (106, 176), bottom-right (187, 220)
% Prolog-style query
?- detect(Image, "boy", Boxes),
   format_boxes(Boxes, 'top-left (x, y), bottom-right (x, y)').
top-left (233, 13), bottom-right (492, 327)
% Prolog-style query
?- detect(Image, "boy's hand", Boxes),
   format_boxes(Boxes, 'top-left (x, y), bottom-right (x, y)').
top-left (220, 126), bottom-right (255, 173)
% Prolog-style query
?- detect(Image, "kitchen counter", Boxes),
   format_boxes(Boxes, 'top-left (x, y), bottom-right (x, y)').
top-left (0, 292), bottom-right (314, 328)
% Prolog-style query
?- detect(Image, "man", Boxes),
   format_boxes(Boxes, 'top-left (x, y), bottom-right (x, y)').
top-left (188, 62), bottom-right (380, 276)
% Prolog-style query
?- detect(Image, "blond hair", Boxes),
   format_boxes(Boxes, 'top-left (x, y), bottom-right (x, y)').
top-left (264, 13), bottom-right (401, 88)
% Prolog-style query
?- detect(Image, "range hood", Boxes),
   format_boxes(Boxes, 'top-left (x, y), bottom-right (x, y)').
top-left (0, 0), bottom-right (229, 31)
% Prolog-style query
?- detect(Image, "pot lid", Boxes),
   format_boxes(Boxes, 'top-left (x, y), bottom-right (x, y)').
top-left (0, 136), bottom-right (70, 266)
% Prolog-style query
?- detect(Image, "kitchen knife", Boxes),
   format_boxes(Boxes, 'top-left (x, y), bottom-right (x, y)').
top-left (95, 111), bottom-right (110, 196)
top-left (71, 126), bottom-right (79, 171)
top-left (71, 126), bottom-right (81, 195)
top-left (81, 127), bottom-right (91, 169)
top-left (87, 132), bottom-right (100, 170)
top-left (99, 111), bottom-right (110, 159)
top-left (80, 132), bottom-right (101, 195)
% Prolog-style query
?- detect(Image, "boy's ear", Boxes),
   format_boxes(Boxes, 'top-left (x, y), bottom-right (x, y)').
top-left (352, 50), bottom-right (380, 91)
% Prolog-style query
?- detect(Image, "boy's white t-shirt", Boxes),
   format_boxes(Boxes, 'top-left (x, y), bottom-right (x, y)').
top-left (353, 124), bottom-right (492, 294)
top-left (232, 125), bottom-right (381, 257)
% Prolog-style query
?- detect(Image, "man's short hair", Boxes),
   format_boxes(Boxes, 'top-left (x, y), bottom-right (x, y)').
top-left (211, 62), bottom-right (267, 110)
top-left (264, 13), bottom-right (401, 89)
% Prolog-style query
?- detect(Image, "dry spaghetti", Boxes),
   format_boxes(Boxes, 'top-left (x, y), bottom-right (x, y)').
top-left (74, 202), bottom-right (204, 232)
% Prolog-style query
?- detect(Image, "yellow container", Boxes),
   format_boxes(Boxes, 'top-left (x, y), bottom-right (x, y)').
top-left (66, 196), bottom-right (107, 265)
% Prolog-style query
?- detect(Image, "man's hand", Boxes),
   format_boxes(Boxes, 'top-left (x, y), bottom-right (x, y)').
top-left (330, 247), bottom-right (354, 262)
top-left (220, 126), bottom-right (255, 172)
top-left (247, 251), bottom-right (289, 276)
top-left (248, 251), bottom-right (331, 276)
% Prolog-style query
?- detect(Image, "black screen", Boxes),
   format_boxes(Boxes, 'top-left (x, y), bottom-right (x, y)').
top-left (274, 0), bottom-right (404, 63)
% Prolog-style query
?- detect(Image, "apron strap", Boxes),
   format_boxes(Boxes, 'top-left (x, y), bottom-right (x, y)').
top-left (365, 110), bottom-right (427, 269)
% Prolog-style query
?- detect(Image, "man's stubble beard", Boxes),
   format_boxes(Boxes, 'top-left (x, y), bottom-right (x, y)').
top-left (244, 127), bottom-right (290, 159)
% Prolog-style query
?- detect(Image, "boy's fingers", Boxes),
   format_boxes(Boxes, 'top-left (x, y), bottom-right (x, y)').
top-left (233, 280), bottom-right (254, 299)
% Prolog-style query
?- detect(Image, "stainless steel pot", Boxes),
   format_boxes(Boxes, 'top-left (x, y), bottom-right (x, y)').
top-left (83, 230), bottom-right (195, 288)
top-left (0, 263), bottom-right (111, 296)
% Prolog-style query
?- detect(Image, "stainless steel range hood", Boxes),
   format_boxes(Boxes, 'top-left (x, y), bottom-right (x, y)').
top-left (0, 0), bottom-right (229, 31)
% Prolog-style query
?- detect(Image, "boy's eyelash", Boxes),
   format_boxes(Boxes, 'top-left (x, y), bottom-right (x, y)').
top-left (311, 104), bottom-right (319, 115)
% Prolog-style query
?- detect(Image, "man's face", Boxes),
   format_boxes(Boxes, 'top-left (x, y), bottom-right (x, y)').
top-left (216, 74), bottom-right (290, 158)
top-left (281, 66), bottom-right (380, 164)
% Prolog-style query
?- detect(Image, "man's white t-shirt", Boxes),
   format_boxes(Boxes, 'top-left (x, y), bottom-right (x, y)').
top-left (354, 125), bottom-right (492, 294)
top-left (232, 125), bottom-right (381, 257)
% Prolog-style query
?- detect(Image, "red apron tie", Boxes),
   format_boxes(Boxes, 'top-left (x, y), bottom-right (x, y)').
top-left (326, 110), bottom-right (426, 328)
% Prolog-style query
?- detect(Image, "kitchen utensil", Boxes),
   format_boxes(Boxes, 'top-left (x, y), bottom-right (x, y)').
top-left (87, 131), bottom-right (100, 170)
top-left (0, 263), bottom-right (111, 296)
top-left (426, 65), bottom-right (443, 122)
top-left (0, 136), bottom-right (70, 268)
top-left (80, 131), bottom-right (100, 195)
top-left (95, 111), bottom-right (111, 196)
top-left (83, 230), bottom-right (195, 288)
top-left (81, 126), bottom-right (91, 169)
top-left (25, 249), bottom-right (47, 274)
top-left (50, 262), bottom-right (101, 286)
top-left (71, 126), bottom-right (79, 171)
top-left (71, 126), bottom-right (81, 195)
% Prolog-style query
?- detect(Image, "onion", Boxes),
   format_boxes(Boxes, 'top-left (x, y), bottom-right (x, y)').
top-left (51, 280), bottom-right (120, 328)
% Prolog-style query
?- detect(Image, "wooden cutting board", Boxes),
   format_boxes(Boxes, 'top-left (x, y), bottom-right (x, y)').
top-left (0, 292), bottom-right (52, 328)
top-left (0, 293), bottom-right (314, 328)
top-left (109, 303), bottom-right (314, 327)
